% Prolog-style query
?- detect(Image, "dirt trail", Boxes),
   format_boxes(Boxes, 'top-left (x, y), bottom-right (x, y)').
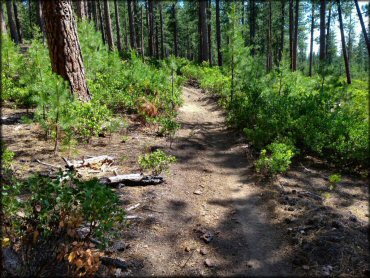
top-left (126, 86), bottom-right (294, 276)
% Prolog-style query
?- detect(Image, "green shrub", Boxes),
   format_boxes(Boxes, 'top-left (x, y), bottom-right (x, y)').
top-left (138, 149), bottom-right (177, 175)
top-left (1, 143), bottom-right (15, 170)
top-left (256, 141), bottom-right (296, 176)
top-left (2, 171), bottom-right (125, 275)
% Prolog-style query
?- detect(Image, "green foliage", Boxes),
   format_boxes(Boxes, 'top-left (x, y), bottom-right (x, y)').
top-left (159, 117), bottom-right (181, 137)
top-left (328, 174), bottom-right (342, 190)
top-left (138, 150), bottom-right (177, 175)
top-left (255, 141), bottom-right (296, 176)
top-left (1, 143), bottom-right (15, 170)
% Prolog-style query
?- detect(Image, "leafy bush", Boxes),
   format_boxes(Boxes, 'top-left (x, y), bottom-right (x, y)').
top-left (138, 149), bottom-right (177, 175)
top-left (1, 143), bottom-right (15, 170)
top-left (255, 141), bottom-right (296, 176)
top-left (2, 171), bottom-right (125, 276)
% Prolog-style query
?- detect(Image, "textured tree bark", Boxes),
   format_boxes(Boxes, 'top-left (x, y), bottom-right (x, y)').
top-left (42, 0), bottom-right (91, 102)
top-left (207, 0), bottom-right (212, 65)
top-left (173, 3), bottom-right (178, 57)
top-left (92, 0), bottom-right (99, 31)
top-left (114, 0), bottom-right (123, 53)
top-left (13, 1), bottom-right (23, 43)
top-left (215, 0), bottom-right (222, 66)
top-left (134, 0), bottom-right (141, 53)
top-left (319, 0), bottom-right (326, 62)
top-left (309, 1), bottom-right (315, 76)
top-left (155, 11), bottom-right (159, 58)
top-left (354, 0), bottom-right (370, 56)
top-left (250, 0), bottom-right (256, 55)
top-left (123, 1), bottom-right (130, 50)
top-left (337, 0), bottom-right (351, 84)
top-left (159, 2), bottom-right (165, 59)
top-left (1, 2), bottom-right (7, 34)
top-left (199, 0), bottom-right (209, 62)
top-left (37, 0), bottom-right (46, 42)
top-left (279, 0), bottom-right (285, 63)
top-left (128, 0), bottom-right (137, 50)
top-left (103, 0), bottom-right (114, 51)
top-left (292, 0), bottom-right (299, 71)
top-left (5, 0), bottom-right (19, 43)
top-left (198, 1), bottom-right (202, 63)
top-left (97, 0), bottom-right (106, 44)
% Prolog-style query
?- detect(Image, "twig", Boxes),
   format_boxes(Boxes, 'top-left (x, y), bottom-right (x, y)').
top-left (142, 207), bottom-right (164, 213)
top-left (126, 203), bottom-right (141, 212)
top-left (126, 215), bottom-right (142, 220)
top-left (35, 159), bottom-right (62, 170)
top-left (181, 249), bottom-right (195, 268)
top-left (61, 157), bottom-right (73, 169)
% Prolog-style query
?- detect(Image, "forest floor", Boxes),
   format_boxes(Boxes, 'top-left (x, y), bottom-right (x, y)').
top-left (2, 86), bottom-right (369, 277)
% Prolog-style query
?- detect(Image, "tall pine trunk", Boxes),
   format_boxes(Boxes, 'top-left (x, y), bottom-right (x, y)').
top-left (292, 0), bottom-right (299, 71)
top-left (37, 0), bottom-right (46, 42)
top-left (325, 2), bottom-right (332, 61)
top-left (354, 0), bottom-right (370, 56)
top-left (148, 0), bottom-right (154, 56)
top-left (13, 1), bottom-right (22, 43)
top-left (267, 0), bottom-right (273, 72)
top-left (279, 0), bottom-right (285, 63)
top-left (76, 0), bottom-right (86, 20)
top-left (127, 0), bottom-right (137, 50)
top-left (141, 5), bottom-right (145, 56)
top-left (5, 0), bottom-right (19, 43)
top-left (160, 2), bottom-right (165, 59)
top-left (114, 0), bottom-right (123, 53)
top-left (207, 0), bottom-right (212, 65)
top-left (173, 3), bottom-right (178, 57)
top-left (123, 1), bottom-right (130, 50)
top-left (200, 0), bottom-right (209, 62)
top-left (104, 0), bottom-right (114, 51)
top-left (215, 0), bottom-right (222, 66)
top-left (250, 0), bottom-right (256, 55)
top-left (97, 0), bottom-right (106, 44)
top-left (337, 0), bottom-right (351, 84)
top-left (42, 0), bottom-right (91, 102)
top-left (92, 0), bottom-right (99, 31)
top-left (1, 2), bottom-right (7, 34)
top-left (309, 1), bottom-right (315, 76)
top-left (289, 0), bottom-right (294, 70)
top-left (319, 0), bottom-right (326, 63)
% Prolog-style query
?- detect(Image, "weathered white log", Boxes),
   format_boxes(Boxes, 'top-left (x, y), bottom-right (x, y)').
top-left (100, 173), bottom-right (164, 186)
top-left (62, 155), bottom-right (114, 169)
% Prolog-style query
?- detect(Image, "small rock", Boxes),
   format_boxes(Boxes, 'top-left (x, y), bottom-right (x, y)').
top-left (302, 265), bottom-right (310, 270)
top-left (292, 189), bottom-right (297, 194)
top-left (204, 259), bottom-right (214, 267)
top-left (194, 190), bottom-right (202, 195)
top-left (185, 247), bottom-right (191, 252)
top-left (200, 231), bottom-right (214, 243)
top-left (200, 248), bottom-right (208, 255)
top-left (321, 265), bottom-right (333, 276)
top-left (199, 184), bottom-right (205, 188)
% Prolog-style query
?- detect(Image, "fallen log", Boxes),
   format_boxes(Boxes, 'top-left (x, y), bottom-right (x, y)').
top-left (62, 155), bottom-right (114, 169)
top-left (100, 173), bottom-right (164, 186)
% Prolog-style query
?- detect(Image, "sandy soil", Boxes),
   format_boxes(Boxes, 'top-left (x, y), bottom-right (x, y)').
top-left (2, 86), bottom-right (368, 277)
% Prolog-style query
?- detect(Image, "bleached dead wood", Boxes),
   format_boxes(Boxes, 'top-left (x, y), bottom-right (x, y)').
top-left (62, 155), bottom-right (114, 169)
top-left (35, 159), bottom-right (62, 170)
top-left (100, 173), bottom-right (164, 186)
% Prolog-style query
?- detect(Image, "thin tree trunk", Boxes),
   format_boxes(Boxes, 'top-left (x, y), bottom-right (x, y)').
top-left (319, 0), bottom-right (326, 62)
top-left (134, 0), bottom-right (140, 53)
top-left (141, 5), bottom-right (145, 56)
top-left (159, 2), bottom-right (165, 59)
top-left (292, 0), bottom-right (299, 71)
top-left (326, 2), bottom-right (332, 61)
top-left (289, 0), bottom-right (294, 70)
top-left (250, 0), bottom-right (256, 55)
top-left (127, 0), bottom-right (137, 50)
top-left (76, 0), bottom-right (86, 20)
top-left (103, 0), bottom-right (114, 51)
top-left (279, 0), bottom-right (285, 63)
top-left (309, 1), bottom-right (315, 76)
top-left (207, 0), bottom-right (212, 65)
top-left (155, 11), bottom-right (159, 58)
top-left (198, 1), bottom-right (202, 63)
top-left (13, 1), bottom-right (23, 43)
top-left (37, 0), bottom-right (46, 42)
top-left (267, 0), bottom-right (273, 72)
top-left (5, 0), bottom-right (19, 43)
top-left (97, 0), bottom-right (106, 44)
top-left (42, 0), bottom-right (91, 102)
top-left (88, 0), bottom-right (92, 22)
top-left (173, 3), bottom-right (178, 57)
top-left (114, 0), bottom-right (123, 53)
top-left (1, 2), bottom-right (7, 34)
top-left (337, 0), bottom-right (351, 84)
top-left (148, 0), bottom-right (154, 56)
top-left (354, 0), bottom-right (370, 56)
top-left (123, 1), bottom-right (130, 50)
top-left (200, 0), bottom-right (209, 62)
top-left (215, 0), bottom-right (222, 66)
top-left (92, 0), bottom-right (98, 31)
top-left (28, 0), bottom-right (32, 31)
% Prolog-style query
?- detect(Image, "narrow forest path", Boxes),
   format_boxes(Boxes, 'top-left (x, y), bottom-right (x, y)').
top-left (125, 86), bottom-right (294, 276)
